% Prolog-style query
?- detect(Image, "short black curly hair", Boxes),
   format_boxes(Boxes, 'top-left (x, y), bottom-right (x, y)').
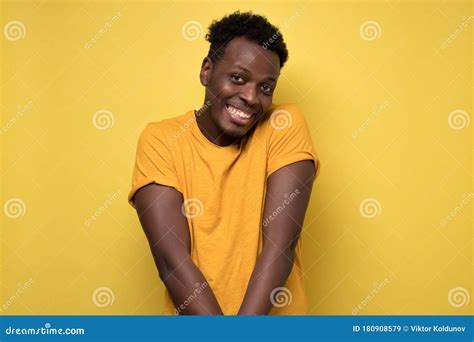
top-left (205, 11), bottom-right (289, 68)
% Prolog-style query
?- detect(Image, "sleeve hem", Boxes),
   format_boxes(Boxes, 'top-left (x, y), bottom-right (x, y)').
top-left (266, 152), bottom-right (319, 181)
top-left (128, 177), bottom-right (182, 209)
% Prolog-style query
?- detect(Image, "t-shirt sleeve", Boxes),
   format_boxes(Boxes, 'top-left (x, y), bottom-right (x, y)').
top-left (266, 104), bottom-right (321, 180)
top-left (128, 123), bottom-right (181, 208)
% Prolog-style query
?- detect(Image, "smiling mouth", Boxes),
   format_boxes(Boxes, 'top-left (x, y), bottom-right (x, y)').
top-left (225, 104), bottom-right (255, 121)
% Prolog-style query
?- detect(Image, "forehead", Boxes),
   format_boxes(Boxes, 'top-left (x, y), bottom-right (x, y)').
top-left (217, 37), bottom-right (280, 77)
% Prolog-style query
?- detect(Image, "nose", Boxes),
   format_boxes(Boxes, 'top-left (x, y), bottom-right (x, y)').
top-left (239, 83), bottom-right (258, 109)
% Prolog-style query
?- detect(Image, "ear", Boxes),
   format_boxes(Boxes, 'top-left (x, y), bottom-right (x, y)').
top-left (199, 57), bottom-right (213, 86)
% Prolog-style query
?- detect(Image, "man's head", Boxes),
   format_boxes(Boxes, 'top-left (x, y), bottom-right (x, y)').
top-left (198, 11), bottom-right (288, 144)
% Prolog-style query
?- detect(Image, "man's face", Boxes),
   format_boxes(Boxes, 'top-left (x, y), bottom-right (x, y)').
top-left (200, 36), bottom-right (281, 140)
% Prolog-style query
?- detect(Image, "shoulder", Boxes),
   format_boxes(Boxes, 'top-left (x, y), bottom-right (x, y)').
top-left (140, 110), bottom-right (194, 142)
top-left (257, 103), bottom-right (308, 134)
top-left (269, 103), bottom-right (307, 121)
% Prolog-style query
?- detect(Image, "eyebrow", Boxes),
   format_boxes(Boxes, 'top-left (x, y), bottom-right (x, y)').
top-left (234, 65), bottom-right (279, 82)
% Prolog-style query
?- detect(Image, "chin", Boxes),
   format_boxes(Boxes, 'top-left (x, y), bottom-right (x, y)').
top-left (216, 118), bottom-right (245, 138)
top-left (222, 126), bottom-right (246, 139)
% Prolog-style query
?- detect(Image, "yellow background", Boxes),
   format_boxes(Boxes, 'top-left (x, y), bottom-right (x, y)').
top-left (1, 0), bottom-right (472, 315)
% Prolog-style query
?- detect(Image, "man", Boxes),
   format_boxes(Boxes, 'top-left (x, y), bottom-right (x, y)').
top-left (128, 11), bottom-right (320, 315)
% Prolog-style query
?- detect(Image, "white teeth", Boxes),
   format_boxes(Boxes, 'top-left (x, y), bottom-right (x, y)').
top-left (226, 105), bottom-right (251, 119)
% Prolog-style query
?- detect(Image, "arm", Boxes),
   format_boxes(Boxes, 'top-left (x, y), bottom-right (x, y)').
top-left (238, 160), bottom-right (316, 315)
top-left (134, 183), bottom-right (223, 315)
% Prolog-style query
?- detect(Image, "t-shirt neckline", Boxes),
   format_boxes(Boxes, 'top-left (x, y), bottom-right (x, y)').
top-left (191, 109), bottom-right (244, 150)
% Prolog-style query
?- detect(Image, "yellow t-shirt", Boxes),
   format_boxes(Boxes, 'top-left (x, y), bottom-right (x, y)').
top-left (128, 103), bottom-right (320, 315)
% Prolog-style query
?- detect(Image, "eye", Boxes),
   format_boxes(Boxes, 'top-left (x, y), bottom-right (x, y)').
top-left (261, 84), bottom-right (273, 95)
top-left (230, 74), bottom-right (244, 83)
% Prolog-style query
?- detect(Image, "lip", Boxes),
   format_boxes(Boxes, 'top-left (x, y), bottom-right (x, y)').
top-left (226, 103), bottom-right (257, 116)
top-left (224, 103), bottom-right (256, 126)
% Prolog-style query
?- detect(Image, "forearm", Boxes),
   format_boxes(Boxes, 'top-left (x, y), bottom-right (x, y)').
top-left (238, 247), bottom-right (295, 315)
top-left (160, 257), bottom-right (223, 315)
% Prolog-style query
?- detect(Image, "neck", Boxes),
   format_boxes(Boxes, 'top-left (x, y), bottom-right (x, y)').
top-left (195, 105), bottom-right (240, 147)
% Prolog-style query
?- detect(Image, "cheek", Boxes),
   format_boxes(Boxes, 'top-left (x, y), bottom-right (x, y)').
top-left (215, 81), bottom-right (236, 99)
top-left (260, 96), bottom-right (272, 110)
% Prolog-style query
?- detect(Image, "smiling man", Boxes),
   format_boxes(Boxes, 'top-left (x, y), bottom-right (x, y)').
top-left (128, 11), bottom-right (320, 315)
